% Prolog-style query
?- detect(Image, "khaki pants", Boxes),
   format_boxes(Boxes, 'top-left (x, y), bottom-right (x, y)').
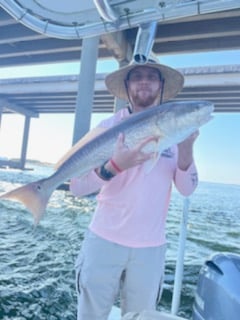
top-left (76, 230), bottom-right (166, 320)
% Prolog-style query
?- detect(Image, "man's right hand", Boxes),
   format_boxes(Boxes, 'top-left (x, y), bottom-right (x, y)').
top-left (108, 133), bottom-right (157, 173)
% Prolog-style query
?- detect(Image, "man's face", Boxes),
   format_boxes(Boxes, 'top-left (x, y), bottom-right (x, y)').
top-left (126, 66), bottom-right (162, 109)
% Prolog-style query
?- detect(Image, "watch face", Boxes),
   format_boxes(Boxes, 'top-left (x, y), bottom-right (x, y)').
top-left (100, 162), bottom-right (115, 180)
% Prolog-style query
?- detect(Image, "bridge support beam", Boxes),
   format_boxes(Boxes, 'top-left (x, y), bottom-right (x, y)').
top-left (72, 36), bottom-right (99, 145)
top-left (19, 115), bottom-right (31, 169)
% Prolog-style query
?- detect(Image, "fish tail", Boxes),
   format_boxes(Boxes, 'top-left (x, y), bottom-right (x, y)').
top-left (0, 179), bottom-right (53, 224)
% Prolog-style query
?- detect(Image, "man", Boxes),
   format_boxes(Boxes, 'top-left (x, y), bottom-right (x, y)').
top-left (70, 57), bottom-right (198, 320)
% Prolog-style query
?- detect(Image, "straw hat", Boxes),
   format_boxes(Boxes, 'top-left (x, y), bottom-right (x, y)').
top-left (105, 57), bottom-right (184, 102)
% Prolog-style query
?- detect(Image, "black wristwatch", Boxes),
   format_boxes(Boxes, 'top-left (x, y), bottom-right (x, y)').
top-left (99, 162), bottom-right (115, 180)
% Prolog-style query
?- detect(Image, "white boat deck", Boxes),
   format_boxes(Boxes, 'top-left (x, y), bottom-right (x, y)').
top-left (108, 306), bottom-right (187, 320)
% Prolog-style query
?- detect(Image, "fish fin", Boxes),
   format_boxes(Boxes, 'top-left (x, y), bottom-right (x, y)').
top-left (0, 179), bottom-right (53, 224)
top-left (143, 136), bottom-right (164, 174)
top-left (143, 152), bottom-right (160, 174)
top-left (55, 127), bottom-right (108, 169)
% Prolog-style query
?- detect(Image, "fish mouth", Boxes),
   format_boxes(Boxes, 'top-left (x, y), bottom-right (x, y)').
top-left (199, 101), bottom-right (214, 113)
top-left (201, 114), bottom-right (214, 125)
top-left (197, 102), bottom-right (214, 126)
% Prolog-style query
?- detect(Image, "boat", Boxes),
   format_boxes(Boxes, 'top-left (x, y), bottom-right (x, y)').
top-left (0, 1), bottom-right (239, 319)
top-left (107, 198), bottom-right (240, 319)
top-left (107, 251), bottom-right (240, 320)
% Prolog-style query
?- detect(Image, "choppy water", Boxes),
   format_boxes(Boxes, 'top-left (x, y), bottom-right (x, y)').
top-left (0, 163), bottom-right (239, 319)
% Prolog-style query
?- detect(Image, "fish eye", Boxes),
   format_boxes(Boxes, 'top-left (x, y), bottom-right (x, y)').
top-left (36, 185), bottom-right (41, 191)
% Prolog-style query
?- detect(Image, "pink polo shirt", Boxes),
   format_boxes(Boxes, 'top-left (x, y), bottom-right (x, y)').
top-left (70, 108), bottom-right (198, 248)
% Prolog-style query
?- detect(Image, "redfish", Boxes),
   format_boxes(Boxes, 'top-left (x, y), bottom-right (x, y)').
top-left (0, 100), bottom-right (214, 224)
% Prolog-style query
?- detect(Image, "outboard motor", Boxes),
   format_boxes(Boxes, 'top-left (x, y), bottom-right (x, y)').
top-left (193, 252), bottom-right (240, 320)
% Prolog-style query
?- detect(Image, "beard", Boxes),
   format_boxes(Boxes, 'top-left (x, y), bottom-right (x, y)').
top-left (130, 89), bottom-right (160, 108)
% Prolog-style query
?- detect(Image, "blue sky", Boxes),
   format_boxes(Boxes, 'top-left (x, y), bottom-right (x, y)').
top-left (0, 49), bottom-right (240, 185)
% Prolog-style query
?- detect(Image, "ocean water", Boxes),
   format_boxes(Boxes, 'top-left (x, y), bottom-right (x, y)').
top-left (0, 163), bottom-right (239, 320)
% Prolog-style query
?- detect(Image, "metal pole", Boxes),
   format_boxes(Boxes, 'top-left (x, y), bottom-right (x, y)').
top-left (133, 21), bottom-right (157, 63)
top-left (171, 197), bottom-right (190, 315)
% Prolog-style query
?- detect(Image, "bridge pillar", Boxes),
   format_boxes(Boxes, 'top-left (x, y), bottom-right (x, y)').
top-left (72, 36), bottom-right (99, 145)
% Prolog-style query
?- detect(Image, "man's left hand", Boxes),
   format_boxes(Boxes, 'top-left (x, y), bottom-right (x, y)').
top-left (177, 130), bottom-right (199, 171)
